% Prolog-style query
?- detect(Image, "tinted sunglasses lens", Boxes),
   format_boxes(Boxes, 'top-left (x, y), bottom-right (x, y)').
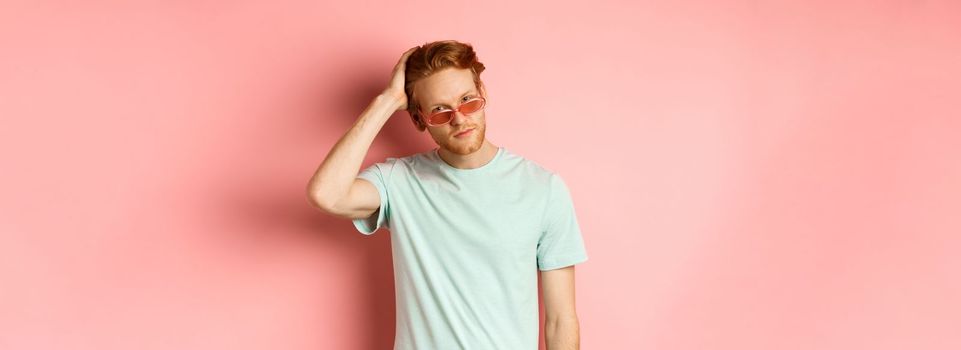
top-left (429, 111), bottom-right (453, 125)
top-left (460, 99), bottom-right (484, 114)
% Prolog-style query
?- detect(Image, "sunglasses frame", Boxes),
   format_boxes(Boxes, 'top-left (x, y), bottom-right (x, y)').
top-left (420, 96), bottom-right (487, 127)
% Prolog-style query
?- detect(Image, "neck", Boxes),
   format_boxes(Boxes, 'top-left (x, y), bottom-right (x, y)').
top-left (437, 140), bottom-right (499, 169)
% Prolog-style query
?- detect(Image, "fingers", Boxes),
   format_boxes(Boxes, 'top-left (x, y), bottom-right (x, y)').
top-left (383, 46), bottom-right (419, 103)
top-left (397, 46), bottom-right (418, 67)
top-left (403, 46), bottom-right (418, 57)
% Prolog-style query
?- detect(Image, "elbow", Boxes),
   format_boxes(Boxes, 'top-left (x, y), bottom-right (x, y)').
top-left (306, 193), bottom-right (329, 211)
top-left (544, 315), bottom-right (580, 348)
top-left (546, 315), bottom-right (579, 328)
top-left (306, 194), bottom-right (328, 212)
top-left (306, 185), bottom-right (338, 213)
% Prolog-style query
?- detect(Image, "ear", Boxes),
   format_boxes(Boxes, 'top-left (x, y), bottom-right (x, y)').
top-left (410, 111), bottom-right (427, 132)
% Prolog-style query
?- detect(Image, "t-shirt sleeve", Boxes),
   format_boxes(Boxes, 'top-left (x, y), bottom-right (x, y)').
top-left (351, 159), bottom-right (394, 235)
top-left (536, 174), bottom-right (589, 271)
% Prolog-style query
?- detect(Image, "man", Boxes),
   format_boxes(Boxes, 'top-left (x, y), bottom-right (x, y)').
top-left (306, 40), bottom-right (587, 350)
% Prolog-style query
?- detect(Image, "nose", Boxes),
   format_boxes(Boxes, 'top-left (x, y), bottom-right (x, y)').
top-left (450, 109), bottom-right (468, 126)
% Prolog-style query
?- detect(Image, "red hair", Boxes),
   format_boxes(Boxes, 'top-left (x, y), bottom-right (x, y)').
top-left (404, 40), bottom-right (486, 131)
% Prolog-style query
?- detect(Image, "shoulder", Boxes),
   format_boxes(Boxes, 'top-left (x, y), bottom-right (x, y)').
top-left (502, 148), bottom-right (562, 184)
top-left (385, 148), bottom-right (435, 169)
top-left (366, 148), bottom-right (435, 175)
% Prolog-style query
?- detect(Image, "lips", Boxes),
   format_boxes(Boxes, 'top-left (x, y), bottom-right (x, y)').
top-left (454, 128), bottom-right (474, 137)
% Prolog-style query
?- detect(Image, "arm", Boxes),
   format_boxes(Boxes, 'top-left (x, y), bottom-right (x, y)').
top-left (306, 47), bottom-right (416, 219)
top-left (306, 93), bottom-right (398, 219)
top-left (541, 265), bottom-right (580, 350)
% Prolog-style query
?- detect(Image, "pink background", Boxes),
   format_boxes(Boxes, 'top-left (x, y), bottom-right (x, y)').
top-left (2, 1), bottom-right (959, 349)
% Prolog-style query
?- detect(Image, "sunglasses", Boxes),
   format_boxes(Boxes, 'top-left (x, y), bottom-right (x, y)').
top-left (420, 96), bottom-right (487, 127)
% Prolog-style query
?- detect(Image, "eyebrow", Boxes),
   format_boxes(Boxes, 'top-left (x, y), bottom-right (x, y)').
top-left (428, 90), bottom-right (476, 109)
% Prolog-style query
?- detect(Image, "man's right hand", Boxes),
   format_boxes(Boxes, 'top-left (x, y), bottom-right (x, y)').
top-left (306, 46), bottom-right (420, 221)
top-left (382, 46), bottom-right (419, 112)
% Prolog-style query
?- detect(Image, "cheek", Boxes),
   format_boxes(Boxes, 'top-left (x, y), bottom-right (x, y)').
top-left (428, 127), bottom-right (448, 138)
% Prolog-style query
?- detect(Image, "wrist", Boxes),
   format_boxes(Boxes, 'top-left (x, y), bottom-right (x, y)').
top-left (378, 90), bottom-right (405, 108)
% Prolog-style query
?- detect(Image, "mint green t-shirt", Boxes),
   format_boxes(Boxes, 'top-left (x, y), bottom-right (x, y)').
top-left (352, 146), bottom-right (588, 350)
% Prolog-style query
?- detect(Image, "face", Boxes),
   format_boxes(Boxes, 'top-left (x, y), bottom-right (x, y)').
top-left (413, 68), bottom-right (488, 155)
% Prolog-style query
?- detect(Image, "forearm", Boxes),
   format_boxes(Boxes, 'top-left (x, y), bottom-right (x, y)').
top-left (545, 317), bottom-right (580, 350)
top-left (306, 93), bottom-right (401, 207)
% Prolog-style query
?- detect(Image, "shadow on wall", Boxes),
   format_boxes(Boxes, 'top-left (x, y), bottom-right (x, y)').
top-left (308, 47), bottom-right (434, 349)
top-left (317, 47), bottom-right (436, 350)
top-left (204, 40), bottom-right (436, 349)
top-left (298, 44), bottom-right (436, 350)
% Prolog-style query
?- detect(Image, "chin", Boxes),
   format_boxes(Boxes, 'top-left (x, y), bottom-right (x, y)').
top-left (438, 126), bottom-right (485, 155)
